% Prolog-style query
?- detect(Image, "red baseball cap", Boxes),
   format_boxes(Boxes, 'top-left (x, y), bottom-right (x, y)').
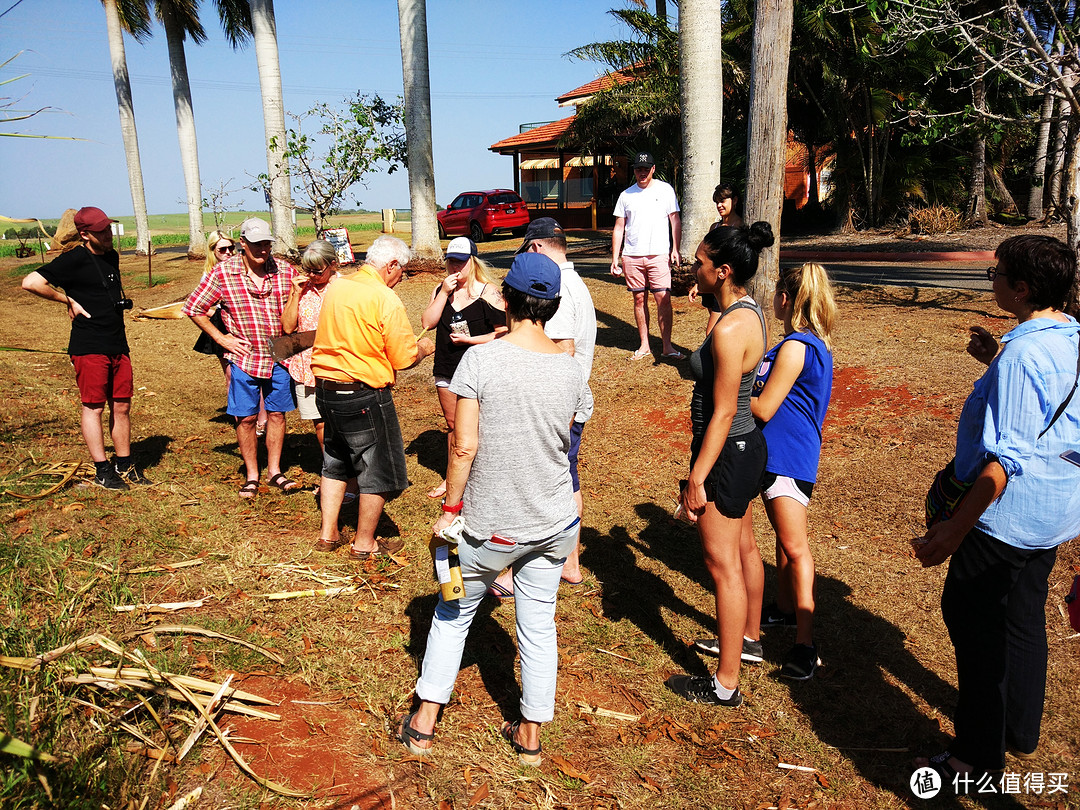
top-left (74, 207), bottom-right (117, 232)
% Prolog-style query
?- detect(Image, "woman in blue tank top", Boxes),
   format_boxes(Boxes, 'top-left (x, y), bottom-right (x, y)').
top-left (750, 262), bottom-right (836, 681)
top-left (667, 222), bottom-right (774, 709)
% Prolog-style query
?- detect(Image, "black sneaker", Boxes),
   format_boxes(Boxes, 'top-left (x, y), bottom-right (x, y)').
top-left (665, 674), bottom-right (743, 707)
top-left (94, 466), bottom-right (130, 491)
top-left (116, 465), bottom-right (151, 485)
top-left (741, 638), bottom-right (763, 664)
top-left (778, 643), bottom-right (820, 680)
top-left (760, 602), bottom-right (797, 628)
top-left (692, 637), bottom-right (763, 664)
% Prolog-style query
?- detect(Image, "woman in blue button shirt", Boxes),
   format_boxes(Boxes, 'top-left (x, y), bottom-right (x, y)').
top-left (915, 235), bottom-right (1080, 782)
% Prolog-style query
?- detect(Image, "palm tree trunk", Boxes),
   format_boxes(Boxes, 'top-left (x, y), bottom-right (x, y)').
top-left (1049, 96), bottom-right (1070, 215)
top-left (103, 0), bottom-right (151, 255)
top-left (1028, 90), bottom-right (1054, 219)
top-left (1064, 113), bottom-right (1080, 315)
top-left (677, 0), bottom-right (724, 261)
top-left (743, 0), bottom-right (794, 306)
top-left (966, 69), bottom-right (988, 225)
top-left (161, 6), bottom-right (206, 260)
top-left (397, 0), bottom-right (440, 260)
top-left (249, 0), bottom-right (295, 254)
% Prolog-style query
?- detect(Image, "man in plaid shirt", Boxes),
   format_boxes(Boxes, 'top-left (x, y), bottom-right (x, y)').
top-left (183, 218), bottom-right (300, 499)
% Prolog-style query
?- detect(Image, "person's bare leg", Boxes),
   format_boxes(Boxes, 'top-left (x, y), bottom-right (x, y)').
top-left (765, 496), bottom-right (815, 646)
top-left (698, 504), bottom-right (746, 690)
top-left (236, 414), bottom-right (260, 482)
top-left (319, 476), bottom-right (347, 542)
top-left (560, 489), bottom-right (585, 583)
top-left (264, 411), bottom-right (287, 479)
top-left (313, 419), bottom-right (325, 451)
top-left (109, 398), bottom-right (131, 457)
top-left (632, 290), bottom-right (651, 353)
top-left (350, 492), bottom-right (387, 554)
top-left (738, 507), bottom-right (763, 641)
top-left (654, 290), bottom-right (675, 355)
top-left (81, 404), bottom-right (108, 462)
top-left (429, 387), bottom-right (457, 498)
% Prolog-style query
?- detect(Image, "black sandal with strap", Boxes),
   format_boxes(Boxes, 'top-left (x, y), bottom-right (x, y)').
top-left (396, 712), bottom-right (434, 757)
top-left (501, 720), bottom-right (542, 767)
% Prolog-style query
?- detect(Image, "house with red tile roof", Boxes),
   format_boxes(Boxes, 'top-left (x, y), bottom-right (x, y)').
top-left (490, 67), bottom-right (831, 229)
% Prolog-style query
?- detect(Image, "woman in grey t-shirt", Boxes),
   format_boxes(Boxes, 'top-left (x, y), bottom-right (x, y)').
top-left (396, 253), bottom-right (592, 767)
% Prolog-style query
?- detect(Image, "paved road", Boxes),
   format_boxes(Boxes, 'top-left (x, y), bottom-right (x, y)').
top-left (557, 254), bottom-right (996, 294)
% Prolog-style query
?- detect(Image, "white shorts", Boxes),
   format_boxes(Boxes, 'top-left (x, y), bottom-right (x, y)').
top-left (294, 383), bottom-right (322, 421)
top-left (761, 474), bottom-right (812, 508)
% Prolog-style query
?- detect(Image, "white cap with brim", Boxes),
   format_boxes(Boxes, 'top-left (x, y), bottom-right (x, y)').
top-left (445, 236), bottom-right (478, 261)
top-left (240, 218), bottom-right (273, 243)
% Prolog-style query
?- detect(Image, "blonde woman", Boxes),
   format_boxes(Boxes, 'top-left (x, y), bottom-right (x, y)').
top-left (693, 262), bottom-right (836, 681)
top-left (420, 237), bottom-right (507, 498)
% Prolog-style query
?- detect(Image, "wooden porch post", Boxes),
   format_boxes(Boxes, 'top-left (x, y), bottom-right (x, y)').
top-left (512, 153), bottom-right (520, 196)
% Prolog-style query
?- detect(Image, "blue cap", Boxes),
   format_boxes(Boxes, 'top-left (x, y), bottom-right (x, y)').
top-left (504, 253), bottom-right (561, 299)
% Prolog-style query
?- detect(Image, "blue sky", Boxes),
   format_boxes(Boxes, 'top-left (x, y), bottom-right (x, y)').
top-left (1, 0), bottom-right (643, 220)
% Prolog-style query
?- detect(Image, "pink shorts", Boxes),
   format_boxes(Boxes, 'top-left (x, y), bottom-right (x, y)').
top-left (622, 255), bottom-right (671, 292)
top-left (71, 354), bottom-right (133, 405)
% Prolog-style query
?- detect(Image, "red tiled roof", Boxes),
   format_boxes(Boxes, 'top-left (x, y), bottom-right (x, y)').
top-left (489, 116), bottom-right (576, 153)
top-left (556, 66), bottom-right (639, 104)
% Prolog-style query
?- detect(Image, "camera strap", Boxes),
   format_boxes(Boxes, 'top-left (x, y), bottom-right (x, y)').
top-left (89, 250), bottom-right (127, 305)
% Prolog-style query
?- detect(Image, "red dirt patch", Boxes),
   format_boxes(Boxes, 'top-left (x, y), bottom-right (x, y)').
top-left (827, 366), bottom-right (956, 434)
top-left (214, 675), bottom-right (391, 808)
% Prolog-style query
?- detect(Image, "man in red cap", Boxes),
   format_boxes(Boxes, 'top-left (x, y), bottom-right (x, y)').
top-left (22, 206), bottom-right (145, 490)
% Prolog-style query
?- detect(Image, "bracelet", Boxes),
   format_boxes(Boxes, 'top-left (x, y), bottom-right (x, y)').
top-left (441, 499), bottom-right (463, 514)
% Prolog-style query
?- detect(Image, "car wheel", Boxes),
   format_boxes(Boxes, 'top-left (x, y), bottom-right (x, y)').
top-left (469, 221), bottom-right (485, 243)
top-left (511, 227), bottom-right (527, 237)
top-left (438, 222), bottom-right (447, 240)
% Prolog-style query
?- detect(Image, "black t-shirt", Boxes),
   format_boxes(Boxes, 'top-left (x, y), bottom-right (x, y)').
top-left (38, 246), bottom-right (129, 356)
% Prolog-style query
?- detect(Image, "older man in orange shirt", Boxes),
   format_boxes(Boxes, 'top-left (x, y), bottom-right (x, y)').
top-left (310, 235), bottom-right (434, 558)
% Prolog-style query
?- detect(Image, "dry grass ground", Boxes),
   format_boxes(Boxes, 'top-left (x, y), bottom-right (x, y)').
top-left (0, 232), bottom-right (1077, 809)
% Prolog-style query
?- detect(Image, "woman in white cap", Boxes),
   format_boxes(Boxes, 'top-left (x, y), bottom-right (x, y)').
top-left (420, 236), bottom-right (507, 498)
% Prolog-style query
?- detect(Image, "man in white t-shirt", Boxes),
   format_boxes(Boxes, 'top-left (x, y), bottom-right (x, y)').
top-left (610, 152), bottom-right (683, 361)
top-left (489, 217), bottom-right (597, 598)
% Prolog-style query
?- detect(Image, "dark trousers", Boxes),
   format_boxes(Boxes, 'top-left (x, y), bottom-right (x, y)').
top-left (941, 528), bottom-right (1057, 771)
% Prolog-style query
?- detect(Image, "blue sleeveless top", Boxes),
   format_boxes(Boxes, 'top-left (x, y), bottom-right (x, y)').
top-left (753, 331), bottom-right (833, 482)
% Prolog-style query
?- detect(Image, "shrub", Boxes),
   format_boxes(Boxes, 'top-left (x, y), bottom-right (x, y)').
top-left (908, 205), bottom-right (963, 235)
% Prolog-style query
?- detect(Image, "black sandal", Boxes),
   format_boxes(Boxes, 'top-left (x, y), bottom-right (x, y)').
top-left (238, 480), bottom-right (259, 499)
top-left (396, 711), bottom-right (434, 757)
top-left (500, 720), bottom-right (542, 767)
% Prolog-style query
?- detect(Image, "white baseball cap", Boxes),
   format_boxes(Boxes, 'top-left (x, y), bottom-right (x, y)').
top-left (240, 217), bottom-right (273, 243)
top-left (445, 236), bottom-right (478, 261)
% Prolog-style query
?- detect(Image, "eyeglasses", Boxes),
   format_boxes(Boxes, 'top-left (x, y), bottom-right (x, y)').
top-left (986, 266), bottom-right (1006, 281)
top-left (215, 244), bottom-right (235, 254)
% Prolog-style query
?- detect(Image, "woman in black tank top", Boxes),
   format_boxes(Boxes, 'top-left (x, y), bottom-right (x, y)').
top-left (667, 223), bottom-right (775, 708)
top-left (420, 238), bottom-right (507, 498)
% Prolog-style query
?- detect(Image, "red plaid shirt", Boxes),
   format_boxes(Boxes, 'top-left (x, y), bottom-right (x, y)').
top-left (183, 255), bottom-right (297, 378)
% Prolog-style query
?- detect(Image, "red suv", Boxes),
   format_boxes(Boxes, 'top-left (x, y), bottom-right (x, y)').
top-left (437, 189), bottom-right (530, 243)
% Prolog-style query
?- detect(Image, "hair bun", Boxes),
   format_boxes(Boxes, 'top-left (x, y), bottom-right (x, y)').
top-left (747, 221), bottom-right (775, 252)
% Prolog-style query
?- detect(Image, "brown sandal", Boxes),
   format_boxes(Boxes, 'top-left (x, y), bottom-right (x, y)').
top-left (268, 473), bottom-right (301, 493)
top-left (313, 536), bottom-right (349, 553)
top-left (238, 480), bottom-right (259, 499)
top-left (348, 538), bottom-right (405, 560)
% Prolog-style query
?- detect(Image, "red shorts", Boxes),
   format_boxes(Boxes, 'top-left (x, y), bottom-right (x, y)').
top-left (71, 354), bottom-right (133, 405)
top-left (621, 254), bottom-right (672, 292)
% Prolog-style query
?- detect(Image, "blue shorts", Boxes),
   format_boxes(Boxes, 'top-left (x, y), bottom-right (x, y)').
top-left (568, 420), bottom-right (584, 493)
top-left (227, 363), bottom-right (296, 417)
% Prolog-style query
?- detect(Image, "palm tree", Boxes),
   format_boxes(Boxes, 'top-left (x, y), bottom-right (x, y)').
top-left (101, 0), bottom-right (152, 255)
top-left (743, 0), bottom-right (795, 301)
top-left (397, 0), bottom-right (440, 259)
top-left (678, 0), bottom-right (724, 259)
top-left (157, 0), bottom-right (208, 259)
top-left (154, 0), bottom-right (252, 260)
top-left (249, 0), bottom-right (295, 254)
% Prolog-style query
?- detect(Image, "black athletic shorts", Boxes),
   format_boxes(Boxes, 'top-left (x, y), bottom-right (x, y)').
top-left (689, 428), bottom-right (767, 519)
